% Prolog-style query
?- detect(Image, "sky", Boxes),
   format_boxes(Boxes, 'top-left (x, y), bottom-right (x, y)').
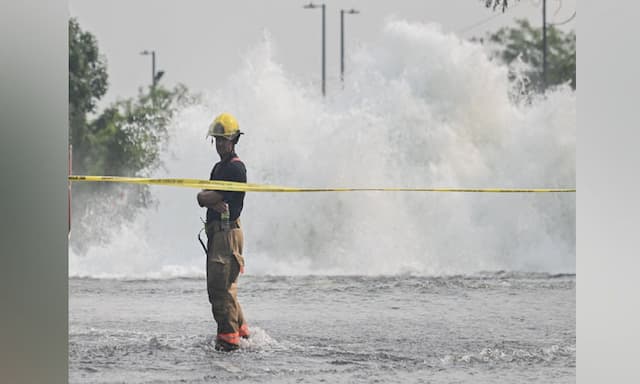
top-left (68, 0), bottom-right (577, 107)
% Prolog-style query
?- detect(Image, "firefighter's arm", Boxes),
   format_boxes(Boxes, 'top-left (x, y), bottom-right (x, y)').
top-left (197, 190), bottom-right (225, 210)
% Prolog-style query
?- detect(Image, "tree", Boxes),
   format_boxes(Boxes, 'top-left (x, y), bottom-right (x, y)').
top-left (478, 19), bottom-right (575, 92)
top-left (68, 18), bottom-right (199, 249)
top-left (82, 84), bottom-right (193, 177)
top-left (69, 17), bottom-right (108, 169)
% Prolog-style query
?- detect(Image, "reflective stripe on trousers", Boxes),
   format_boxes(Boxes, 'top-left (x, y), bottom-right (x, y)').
top-left (217, 332), bottom-right (240, 345)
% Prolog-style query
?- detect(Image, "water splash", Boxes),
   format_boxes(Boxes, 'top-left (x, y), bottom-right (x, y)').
top-left (70, 20), bottom-right (575, 278)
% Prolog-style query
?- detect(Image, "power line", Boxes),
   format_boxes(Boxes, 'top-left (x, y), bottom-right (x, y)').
top-left (547, 10), bottom-right (576, 26)
top-left (552, 0), bottom-right (563, 17)
top-left (546, 0), bottom-right (575, 26)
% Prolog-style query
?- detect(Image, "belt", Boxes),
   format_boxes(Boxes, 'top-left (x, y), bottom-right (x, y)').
top-left (206, 219), bottom-right (241, 233)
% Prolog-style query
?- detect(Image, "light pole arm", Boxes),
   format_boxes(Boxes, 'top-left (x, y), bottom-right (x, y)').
top-left (340, 9), bottom-right (359, 84)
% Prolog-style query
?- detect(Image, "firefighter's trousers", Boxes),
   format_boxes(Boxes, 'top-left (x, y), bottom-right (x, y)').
top-left (206, 220), bottom-right (247, 345)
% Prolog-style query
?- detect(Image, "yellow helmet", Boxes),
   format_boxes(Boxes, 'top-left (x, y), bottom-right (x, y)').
top-left (207, 112), bottom-right (243, 140)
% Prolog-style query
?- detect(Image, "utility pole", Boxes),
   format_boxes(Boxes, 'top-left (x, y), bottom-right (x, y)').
top-left (542, 0), bottom-right (547, 91)
top-left (303, 2), bottom-right (326, 97)
top-left (340, 8), bottom-right (359, 84)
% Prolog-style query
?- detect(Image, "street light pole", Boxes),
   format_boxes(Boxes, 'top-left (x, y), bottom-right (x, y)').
top-left (340, 8), bottom-right (359, 84)
top-left (151, 51), bottom-right (156, 88)
top-left (322, 3), bottom-right (325, 96)
top-left (140, 50), bottom-right (156, 90)
top-left (140, 50), bottom-right (165, 90)
top-left (542, 0), bottom-right (547, 91)
top-left (303, 2), bottom-right (326, 97)
top-left (140, 50), bottom-right (165, 105)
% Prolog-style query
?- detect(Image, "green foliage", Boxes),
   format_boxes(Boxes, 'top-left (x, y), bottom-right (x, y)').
top-left (68, 18), bottom-right (199, 249)
top-left (69, 17), bottom-right (197, 179)
top-left (81, 84), bottom-right (193, 176)
top-left (69, 18), bottom-right (109, 164)
top-left (69, 18), bottom-right (108, 114)
top-left (479, 19), bottom-right (576, 92)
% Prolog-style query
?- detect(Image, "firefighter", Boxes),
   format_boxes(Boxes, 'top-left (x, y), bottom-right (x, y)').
top-left (197, 112), bottom-right (249, 351)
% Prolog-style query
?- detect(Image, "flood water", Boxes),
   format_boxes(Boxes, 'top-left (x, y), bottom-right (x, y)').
top-left (69, 273), bottom-right (575, 383)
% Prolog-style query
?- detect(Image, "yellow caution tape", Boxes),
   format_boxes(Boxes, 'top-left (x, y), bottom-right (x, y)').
top-left (69, 175), bottom-right (576, 193)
